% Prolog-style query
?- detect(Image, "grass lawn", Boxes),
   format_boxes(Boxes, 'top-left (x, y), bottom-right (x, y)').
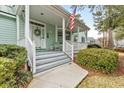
top-left (77, 52), bottom-right (124, 88)
top-left (78, 75), bottom-right (124, 88)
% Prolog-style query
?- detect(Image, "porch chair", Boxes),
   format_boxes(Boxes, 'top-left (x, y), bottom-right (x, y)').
top-left (54, 42), bottom-right (62, 51)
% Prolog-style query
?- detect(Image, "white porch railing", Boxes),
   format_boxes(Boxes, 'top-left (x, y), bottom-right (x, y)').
top-left (64, 40), bottom-right (74, 60)
top-left (74, 42), bottom-right (88, 51)
top-left (26, 37), bottom-right (36, 74)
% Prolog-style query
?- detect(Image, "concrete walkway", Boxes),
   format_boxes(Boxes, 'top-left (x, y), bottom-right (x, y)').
top-left (28, 62), bottom-right (88, 88)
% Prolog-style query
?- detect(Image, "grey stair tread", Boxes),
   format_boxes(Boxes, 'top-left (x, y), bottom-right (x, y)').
top-left (36, 58), bottom-right (70, 74)
top-left (34, 51), bottom-right (72, 74)
top-left (36, 51), bottom-right (62, 56)
top-left (36, 55), bottom-right (69, 66)
top-left (36, 52), bottom-right (65, 60)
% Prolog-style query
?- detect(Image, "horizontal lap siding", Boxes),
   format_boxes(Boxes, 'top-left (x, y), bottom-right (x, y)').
top-left (0, 14), bottom-right (17, 44)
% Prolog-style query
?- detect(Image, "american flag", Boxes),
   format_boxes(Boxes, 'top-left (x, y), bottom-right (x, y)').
top-left (70, 6), bottom-right (77, 32)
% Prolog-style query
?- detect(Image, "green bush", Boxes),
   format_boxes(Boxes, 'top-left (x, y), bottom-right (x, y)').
top-left (0, 57), bottom-right (17, 88)
top-left (87, 44), bottom-right (101, 48)
top-left (76, 48), bottom-right (118, 73)
top-left (0, 44), bottom-right (32, 88)
top-left (0, 44), bottom-right (27, 68)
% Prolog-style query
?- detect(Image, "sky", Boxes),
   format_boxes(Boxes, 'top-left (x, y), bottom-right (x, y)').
top-left (63, 5), bottom-right (102, 39)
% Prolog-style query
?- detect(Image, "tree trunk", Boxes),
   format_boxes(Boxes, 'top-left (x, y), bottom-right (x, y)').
top-left (103, 31), bottom-right (105, 48)
top-left (107, 28), bottom-right (114, 48)
top-left (103, 31), bottom-right (107, 48)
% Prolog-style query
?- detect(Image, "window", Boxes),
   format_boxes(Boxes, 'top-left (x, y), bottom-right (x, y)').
top-left (82, 37), bottom-right (85, 43)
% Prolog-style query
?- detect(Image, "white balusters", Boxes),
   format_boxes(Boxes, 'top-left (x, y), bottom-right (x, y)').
top-left (64, 41), bottom-right (74, 61)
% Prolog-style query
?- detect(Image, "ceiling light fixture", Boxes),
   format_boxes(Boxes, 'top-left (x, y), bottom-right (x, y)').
top-left (41, 13), bottom-right (44, 15)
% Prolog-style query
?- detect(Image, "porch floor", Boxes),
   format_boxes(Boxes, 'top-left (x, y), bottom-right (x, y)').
top-left (28, 62), bottom-right (88, 88)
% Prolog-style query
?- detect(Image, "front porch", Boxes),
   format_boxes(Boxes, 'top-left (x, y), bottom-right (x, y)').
top-left (16, 5), bottom-right (89, 74)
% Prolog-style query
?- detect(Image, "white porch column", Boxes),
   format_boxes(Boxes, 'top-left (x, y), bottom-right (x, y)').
top-left (16, 14), bottom-right (20, 45)
top-left (77, 26), bottom-right (80, 50)
top-left (77, 26), bottom-right (80, 42)
top-left (62, 18), bottom-right (65, 52)
top-left (71, 32), bottom-right (73, 42)
top-left (25, 5), bottom-right (30, 38)
top-left (55, 25), bottom-right (58, 42)
top-left (85, 30), bottom-right (88, 43)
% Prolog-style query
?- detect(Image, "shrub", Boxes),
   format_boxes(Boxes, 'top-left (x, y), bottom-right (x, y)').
top-left (0, 57), bottom-right (17, 88)
top-left (0, 44), bottom-right (32, 88)
top-left (0, 44), bottom-right (27, 68)
top-left (87, 44), bottom-right (101, 48)
top-left (76, 48), bottom-right (118, 73)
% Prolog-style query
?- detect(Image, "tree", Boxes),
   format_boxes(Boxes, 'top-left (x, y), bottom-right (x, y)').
top-left (114, 27), bottom-right (124, 40)
top-left (71, 5), bottom-right (124, 48)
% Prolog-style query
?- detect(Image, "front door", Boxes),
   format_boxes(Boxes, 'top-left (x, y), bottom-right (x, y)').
top-left (31, 23), bottom-right (46, 49)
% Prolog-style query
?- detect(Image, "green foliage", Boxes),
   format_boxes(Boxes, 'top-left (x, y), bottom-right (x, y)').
top-left (76, 48), bottom-right (118, 73)
top-left (0, 44), bottom-right (32, 88)
top-left (16, 71), bottom-right (33, 88)
top-left (87, 44), bottom-right (101, 48)
top-left (0, 44), bottom-right (27, 68)
top-left (113, 27), bottom-right (124, 40)
top-left (0, 57), bottom-right (17, 88)
top-left (72, 5), bottom-right (124, 33)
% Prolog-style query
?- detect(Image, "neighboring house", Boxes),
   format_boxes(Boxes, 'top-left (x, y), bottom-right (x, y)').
top-left (73, 31), bottom-right (87, 43)
top-left (87, 37), bottom-right (95, 44)
top-left (0, 5), bottom-right (89, 75)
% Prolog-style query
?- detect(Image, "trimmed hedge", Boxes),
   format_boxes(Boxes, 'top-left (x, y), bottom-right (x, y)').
top-left (0, 44), bottom-right (32, 88)
top-left (0, 57), bottom-right (17, 88)
top-left (87, 44), bottom-right (101, 48)
top-left (0, 44), bottom-right (27, 68)
top-left (76, 48), bottom-right (118, 73)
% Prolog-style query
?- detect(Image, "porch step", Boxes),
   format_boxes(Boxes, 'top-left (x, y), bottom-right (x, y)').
top-left (36, 55), bottom-right (68, 66)
top-left (36, 51), bottom-right (62, 56)
top-left (36, 58), bottom-right (70, 74)
top-left (36, 52), bottom-right (64, 60)
top-left (35, 51), bottom-right (71, 74)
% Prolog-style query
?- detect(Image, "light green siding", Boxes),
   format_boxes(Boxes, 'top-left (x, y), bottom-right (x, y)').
top-left (0, 6), bottom-right (16, 15)
top-left (0, 14), bottom-right (17, 44)
top-left (46, 23), bottom-right (56, 50)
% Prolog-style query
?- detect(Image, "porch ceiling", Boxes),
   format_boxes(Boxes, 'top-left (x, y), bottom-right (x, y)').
top-left (30, 5), bottom-right (63, 26)
top-left (29, 5), bottom-right (89, 31)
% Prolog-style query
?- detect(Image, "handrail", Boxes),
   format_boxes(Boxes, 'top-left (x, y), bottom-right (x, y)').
top-left (27, 37), bottom-right (33, 46)
top-left (64, 40), bottom-right (74, 61)
top-left (26, 36), bottom-right (36, 74)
